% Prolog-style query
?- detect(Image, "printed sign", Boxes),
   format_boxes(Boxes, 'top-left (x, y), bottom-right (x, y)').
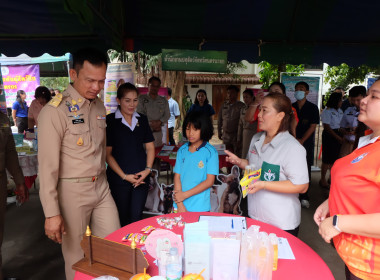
top-left (104, 62), bottom-right (135, 114)
top-left (281, 74), bottom-right (321, 107)
top-left (162, 49), bottom-right (227, 72)
top-left (1, 64), bottom-right (40, 107)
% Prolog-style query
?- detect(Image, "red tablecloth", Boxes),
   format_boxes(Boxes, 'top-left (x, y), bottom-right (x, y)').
top-left (155, 146), bottom-right (232, 169)
top-left (74, 212), bottom-right (333, 280)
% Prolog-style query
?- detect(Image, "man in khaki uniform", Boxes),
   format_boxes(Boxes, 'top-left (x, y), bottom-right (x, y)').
top-left (0, 111), bottom-right (28, 280)
top-left (218, 85), bottom-right (245, 154)
top-left (38, 49), bottom-right (120, 280)
top-left (137, 76), bottom-right (170, 147)
top-left (237, 89), bottom-right (258, 158)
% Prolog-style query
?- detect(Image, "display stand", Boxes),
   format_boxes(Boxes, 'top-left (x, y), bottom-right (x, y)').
top-left (73, 227), bottom-right (149, 280)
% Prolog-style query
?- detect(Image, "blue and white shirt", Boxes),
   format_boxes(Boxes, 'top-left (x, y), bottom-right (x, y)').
top-left (174, 142), bottom-right (219, 211)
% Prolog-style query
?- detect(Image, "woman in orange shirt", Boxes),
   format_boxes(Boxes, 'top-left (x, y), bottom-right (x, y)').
top-left (314, 79), bottom-right (380, 280)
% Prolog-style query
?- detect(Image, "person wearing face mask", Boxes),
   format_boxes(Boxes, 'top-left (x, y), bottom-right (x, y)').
top-left (292, 81), bottom-right (320, 209)
top-left (28, 86), bottom-right (52, 129)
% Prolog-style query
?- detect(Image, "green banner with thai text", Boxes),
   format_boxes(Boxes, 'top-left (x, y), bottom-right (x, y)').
top-left (162, 49), bottom-right (227, 72)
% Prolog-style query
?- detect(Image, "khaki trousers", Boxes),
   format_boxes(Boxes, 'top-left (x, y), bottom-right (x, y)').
top-left (153, 131), bottom-right (163, 147)
top-left (58, 174), bottom-right (120, 280)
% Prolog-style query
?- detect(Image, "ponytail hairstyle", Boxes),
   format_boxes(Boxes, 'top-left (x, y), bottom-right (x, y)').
top-left (264, 92), bottom-right (295, 136)
top-left (16, 90), bottom-right (26, 109)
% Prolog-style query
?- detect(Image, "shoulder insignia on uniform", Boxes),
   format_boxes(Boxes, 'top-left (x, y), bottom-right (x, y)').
top-left (48, 93), bottom-right (63, 108)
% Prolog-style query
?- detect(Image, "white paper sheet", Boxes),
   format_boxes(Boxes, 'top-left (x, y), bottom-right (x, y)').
top-left (198, 216), bottom-right (247, 233)
top-left (278, 237), bottom-right (295, 260)
top-left (212, 239), bottom-right (240, 280)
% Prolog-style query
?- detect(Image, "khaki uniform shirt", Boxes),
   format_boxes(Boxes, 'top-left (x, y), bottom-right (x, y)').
top-left (136, 94), bottom-right (170, 126)
top-left (38, 84), bottom-right (107, 217)
top-left (218, 100), bottom-right (245, 143)
top-left (0, 112), bottom-right (24, 184)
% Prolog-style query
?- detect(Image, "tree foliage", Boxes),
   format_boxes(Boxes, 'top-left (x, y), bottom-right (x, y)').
top-left (324, 63), bottom-right (378, 93)
top-left (40, 77), bottom-right (70, 91)
top-left (258, 61), bottom-right (304, 89)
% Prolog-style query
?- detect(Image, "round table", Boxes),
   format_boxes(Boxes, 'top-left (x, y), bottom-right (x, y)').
top-left (6, 153), bottom-right (38, 189)
top-left (74, 212), bottom-right (333, 280)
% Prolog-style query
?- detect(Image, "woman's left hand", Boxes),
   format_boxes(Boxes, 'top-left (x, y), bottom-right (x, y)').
top-left (247, 180), bottom-right (266, 194)
top-left (173, 191), bottom-right (187, 203)
top-left (133, 169), bottom-right (150, 187)
top-left (319, 216), bottom-right (341, 243)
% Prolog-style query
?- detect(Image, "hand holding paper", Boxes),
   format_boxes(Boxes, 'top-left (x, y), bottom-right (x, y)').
top-left (239, 169), bottom-right (261, 198)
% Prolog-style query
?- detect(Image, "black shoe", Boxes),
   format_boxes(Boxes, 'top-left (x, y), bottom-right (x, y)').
top-left (4, 277), bottom-right (20, 280)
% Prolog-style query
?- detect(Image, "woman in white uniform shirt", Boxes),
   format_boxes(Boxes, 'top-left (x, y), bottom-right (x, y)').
top-left (320, 92), bottom-right (344, 188)
top-left (225, 92), bottom-right (309, 236)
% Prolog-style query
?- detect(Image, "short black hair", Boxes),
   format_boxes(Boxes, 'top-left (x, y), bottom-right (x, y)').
top-left (148, 76), bottom-right (161, 85)
top-left (72, 48), bottom-right (108, 72)
top-left (269, 82), bottom-right (286, 95)
top-left (194, 89), bottom-right (209, 105)
top-left (227, 85), bottom-right (239, 92)
top-left (243, 89), bottom-right (254, 97)
top-left (182, 111), bottom-right (214, 142)
top-left (295, 81), bottom-right (309, 91)
top-left (349, 85), bottom-right (366, 98)
top-left (167, 87), bottom-right (172, 96)
top-left (326, 91), bottom-right (342, 109)
top-left (117, 82), bottom-right (139, 101)
top-left (34, 86), bottom-right (52, 102)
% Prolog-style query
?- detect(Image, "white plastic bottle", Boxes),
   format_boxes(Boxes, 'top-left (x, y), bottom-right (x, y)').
top-left (166, 247), bottom-right (182, 280)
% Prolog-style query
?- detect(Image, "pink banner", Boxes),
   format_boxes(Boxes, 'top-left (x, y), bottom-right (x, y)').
top-left (1, 64), bottom-right (40, 107)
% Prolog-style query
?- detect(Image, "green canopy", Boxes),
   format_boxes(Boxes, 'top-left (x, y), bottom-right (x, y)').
top-left (1, 0), bottom-right (380, 66)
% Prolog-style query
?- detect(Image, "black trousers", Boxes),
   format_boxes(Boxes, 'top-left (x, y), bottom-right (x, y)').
top-left (168, 127), bottom-right (175, 145)
top-left (284, 226), bottom-right (299, 237)
top-left (16, 117), bottom-right (28, 133)
top-left (109, 178), bottom-right (149, 227)
top-left (299, 144), bottom-right (313, 201)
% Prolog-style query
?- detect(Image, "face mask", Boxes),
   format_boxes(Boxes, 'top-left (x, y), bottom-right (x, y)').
top-left (294, 91), bottom-right (305, 100)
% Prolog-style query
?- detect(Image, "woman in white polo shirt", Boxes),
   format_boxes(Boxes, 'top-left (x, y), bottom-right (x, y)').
top-left (225, 92), bottom-right (309, 236)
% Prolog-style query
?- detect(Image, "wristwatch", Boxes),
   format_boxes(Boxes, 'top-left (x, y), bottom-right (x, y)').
top-left (332, 215), bottom-right (342, 232)
top-left (145, 167), bottom-right (153, 172)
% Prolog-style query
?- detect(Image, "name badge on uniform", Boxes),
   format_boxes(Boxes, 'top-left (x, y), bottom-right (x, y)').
top-left (260, 161), bottom-right (280, 182)
top-left (72, 119), bottom-right (85, 124)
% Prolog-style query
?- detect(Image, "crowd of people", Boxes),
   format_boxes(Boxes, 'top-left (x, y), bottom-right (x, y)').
top-left (10, 86), bottom-right (61, 133)
top-left (2, 47), bottom-right (380, 280)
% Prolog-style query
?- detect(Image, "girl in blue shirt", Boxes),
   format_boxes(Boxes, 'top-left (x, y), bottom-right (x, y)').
top-left (12, 90), bottom-right (28, 133)
top-left (173, 111), bottom-right (219, 212)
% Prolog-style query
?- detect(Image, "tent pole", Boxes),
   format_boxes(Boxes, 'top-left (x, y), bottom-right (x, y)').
top-left (66, 60), bottom-right (71, 81)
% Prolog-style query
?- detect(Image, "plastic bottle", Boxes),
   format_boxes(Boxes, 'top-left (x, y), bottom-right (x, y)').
top-left (166, 247), bottom-right (182, 280)
top-left (269, 233), bottom-right (278, 271)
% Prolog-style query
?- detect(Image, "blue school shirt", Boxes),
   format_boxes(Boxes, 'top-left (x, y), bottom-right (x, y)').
top-left (12, 101), bottom-right (28, 117)
top-left (173, 142), bottom-right (219, 211)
